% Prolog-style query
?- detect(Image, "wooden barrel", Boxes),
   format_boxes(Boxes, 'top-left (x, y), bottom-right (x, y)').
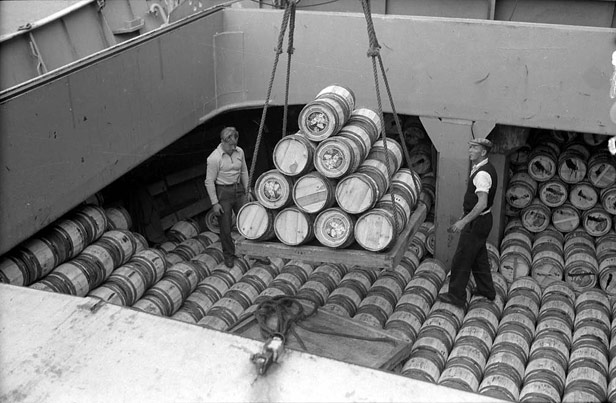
top-left (520, 198), bottom-right (551, 233)
top-left (551, 202), bottom-right (580, 233)
top-left (509, 145), bottom-right (532, 169)
top-left (55, 218), bottom-right (90, 260)
top-left (587, 150), bottom-right (616, 189)
top-left (557, 145), bottom-right (588, 184)
top-left (506, 172), bottom-right (537, 209)
top-left (105, 205), bottom-right (132, 230)
top-left (354, 206), bottom-right (398, 252)
top-left (588, 150), bottom-right (616, 189)
top-left (204, 208), bottom-right (236, 234)
top-left (360, 138), bottom-right (403, 188)
top-left (314, 136), bottom-right (363, 178)
top-left (323, 282), bottom-right (365, 317)
top-left (499, 239), bottom-right (532, 284)
top-left (102, 262), bottom-right (149, 306)
top-left (401, 354), bottom-right (442, 383)
top-left (340, 108), bottom-right (381, 155)
top-left (420, 172), bottom-right (436, 208)
top-left (80, 243), bottom-right (117, 281)
top-left (100, 230), bottom-right (137, 266)
top-left (600, 186), bottom-right (616, 215)
top-left (292, 171), bottom-right (336, 214)
top-left (564, 248), bottom-right (599, 294)
top-left (528, 145), bottom-right (558, 182)
top-left (236, 201), bottom-right (276, 241)
top-left (254, 169), bottom-right (295, 210)
top-left (273, 132), bottom-right (317, 177)
top-left (538, 178), bottom-right (568, 208)
top-left (423, 222), bottom-right (436, 256)
top-left (132, 232), bottom-right (148, 252)
top-left (408, 142), bottom-right (433, 175)
top-left (392, 168), bottom-right (421, 211)
top-left (569, 181), bottom-right (598, 211)
top-left (273, 207), bottom-right (315, 246)
top-left (130, 248), bottom-right (167, 286)
top-left (313, 207), bottom-right (356, 248)
top-left (74, 204), bottom-right (108, 243)
top-left (531, 241), bottom-right (564, 289)
top-left (298, 85), bottom-right (355, 142)
top-left (581, 206), bottom-right (612, 237)
top-left (173, 238), bottom-right (207, 262)
top-left (335, 172), bottom-right (380, 214)
top-left (563, 229), bottom-right (595, 256)
top-left (88, 283), bottom-right (126, 306)
top-left (167, 218), bottom-right (201, 243)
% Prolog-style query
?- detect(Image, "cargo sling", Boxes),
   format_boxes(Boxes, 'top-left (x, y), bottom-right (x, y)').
top-left (248, 0), bottom-right (415, 236)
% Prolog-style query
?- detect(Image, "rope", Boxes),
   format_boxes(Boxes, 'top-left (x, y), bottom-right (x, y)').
top-left (252, 295), bottom-right (398, 353)
top-left (253, 295), bottom-right (315, 351)
top-left (360, 0), bottom-right (412, 235)
top-left (281, 1), bottom-right (296, 138)
top-left (248, 1), bottom-right (297, 190)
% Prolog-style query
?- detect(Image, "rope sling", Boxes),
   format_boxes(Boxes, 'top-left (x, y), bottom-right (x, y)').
top-left (247, 0), bottom-right (415, 354)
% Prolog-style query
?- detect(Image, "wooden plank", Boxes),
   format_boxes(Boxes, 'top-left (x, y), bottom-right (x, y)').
top-left (237, 202), bottom-right (428, 269)
top-left (229, 300), bottom-right (412, 371)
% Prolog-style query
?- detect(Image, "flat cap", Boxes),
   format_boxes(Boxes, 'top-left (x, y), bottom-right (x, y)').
top-left (469, 138), bottom-right (493, 150)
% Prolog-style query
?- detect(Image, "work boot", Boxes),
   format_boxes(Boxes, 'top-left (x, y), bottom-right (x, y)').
top-left (224, 256), bottom-right (235, 268)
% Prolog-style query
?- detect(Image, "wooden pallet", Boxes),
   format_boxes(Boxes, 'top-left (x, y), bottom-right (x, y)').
top-left (237, 202), bottom-right (427, 270)
top-left (229, 300), bottom-right (412, 371)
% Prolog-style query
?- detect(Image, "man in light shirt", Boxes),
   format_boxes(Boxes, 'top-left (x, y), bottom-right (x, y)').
top-left (438, 138), bottom-right (497, 308)
top-left (205, 127), bottom-right (253, 268)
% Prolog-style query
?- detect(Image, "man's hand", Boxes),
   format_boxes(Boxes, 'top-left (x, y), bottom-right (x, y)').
top-left (212, 203), bottom-right (224, 215)
top-left (448, 220), bottom-right (465, 233)
top-left (246, 192), bottom-right (255, 203)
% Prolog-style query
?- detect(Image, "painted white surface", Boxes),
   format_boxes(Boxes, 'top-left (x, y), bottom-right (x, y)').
top-left (0, 284), bottom-right (504, 402)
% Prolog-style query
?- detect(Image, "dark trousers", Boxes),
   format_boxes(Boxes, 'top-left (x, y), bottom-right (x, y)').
top-left (217, 184), bottom-right (246, 260)
top-left (448, 212), bottom-right (496, 302)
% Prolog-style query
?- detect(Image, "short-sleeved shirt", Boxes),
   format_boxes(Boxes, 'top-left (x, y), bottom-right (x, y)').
top-left (204, 144), bottom-right (249, 204)
top-left (471, 159), bottom-right (493, 195)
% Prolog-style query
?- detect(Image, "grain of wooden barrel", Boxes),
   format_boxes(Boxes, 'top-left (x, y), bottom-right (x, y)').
top-left (273, 132), bottom-right (317, 177)
top-left (236, 201), bottom-right (277, 241)
top-left (292, 171), bottom-right (337, 214)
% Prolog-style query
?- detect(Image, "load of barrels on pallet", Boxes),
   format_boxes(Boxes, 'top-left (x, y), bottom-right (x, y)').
top-left (496, 130), bottom-right (616, 296)
top-left (236, 84), bottom-right (435, 252)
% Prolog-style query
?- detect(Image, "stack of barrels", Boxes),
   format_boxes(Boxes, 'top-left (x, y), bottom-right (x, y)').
top-left (502, 130), bottom-right (616, 296)
top-left (385, 258), bottom-right (447, 343)
top-left (437, 272), bottom-right (507, 393)
top-left (477, 277), bottom-right (540, 401)
top-left (236, 84), bottom-right (424, 252)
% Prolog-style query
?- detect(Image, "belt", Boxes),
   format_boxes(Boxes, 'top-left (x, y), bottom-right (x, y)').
top-left (216, 183), bottom-right (241, 187)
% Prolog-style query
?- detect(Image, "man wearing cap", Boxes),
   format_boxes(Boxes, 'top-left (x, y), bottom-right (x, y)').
top-left (205, 127), bottom-right (253, 268)
top-left (438, 137), bottom-right (497, 308)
